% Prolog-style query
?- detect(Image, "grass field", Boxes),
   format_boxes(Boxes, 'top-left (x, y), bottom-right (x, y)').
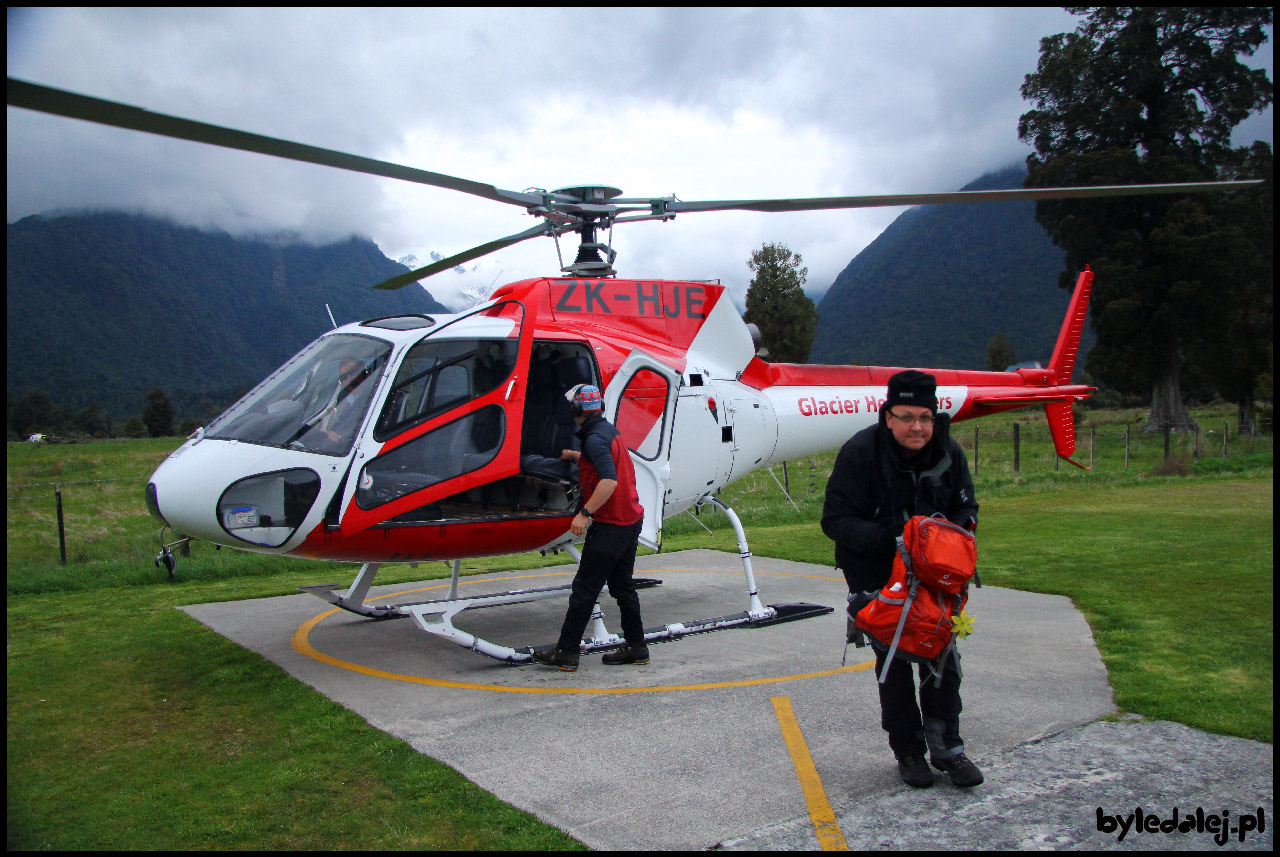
top-left (6, 411), bottom-right (1274, 849)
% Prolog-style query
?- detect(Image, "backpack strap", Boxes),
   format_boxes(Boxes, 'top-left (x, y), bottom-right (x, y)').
top-left (928, 639), bottom-right (961, 688)
top-left (878, 573), bottom-right (919, 685)
top-left (896, 534), bottom-right (914, 576)
top-left (926, 592), bottom-right (968, 687)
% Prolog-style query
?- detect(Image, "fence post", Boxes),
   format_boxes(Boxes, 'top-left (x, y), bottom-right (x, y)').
top-left (55, 485), bottom-right (67, 566)
top-left (1013, 423), bottom-right (1020, 475)
top-left (1251, 423), bottom-right (1256, 453)
top-left (1125, 424), bottom-right (1130, 469)
top-left (1223, 421), bottom-right (1229, 457)
top-left (1090, 424), bottom-right (1095, 468)
top-left (1193, 423), bottom-right (1199, 457)
top-left (973, 427), bottom-right (979, 476)
top-left (782, 461), bottom-right (789, 496)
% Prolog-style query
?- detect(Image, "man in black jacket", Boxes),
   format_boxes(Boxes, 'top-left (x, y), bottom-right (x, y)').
top-left (822, 370), bottom-right (983, 789)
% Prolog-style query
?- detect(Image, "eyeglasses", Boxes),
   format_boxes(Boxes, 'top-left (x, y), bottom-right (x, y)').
top-left (888, 410), bottom-right (935, 426)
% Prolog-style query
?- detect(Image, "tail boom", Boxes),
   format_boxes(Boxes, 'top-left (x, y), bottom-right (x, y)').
top-left (739, 267), bottom-right (1098, 467)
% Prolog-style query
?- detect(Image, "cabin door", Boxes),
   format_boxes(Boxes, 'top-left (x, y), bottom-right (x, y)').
top-left (604, 351), bottom-right (680, 550)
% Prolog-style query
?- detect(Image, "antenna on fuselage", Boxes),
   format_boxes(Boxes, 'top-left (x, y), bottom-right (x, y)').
top-left (325, 304), bottom-right (338, 330)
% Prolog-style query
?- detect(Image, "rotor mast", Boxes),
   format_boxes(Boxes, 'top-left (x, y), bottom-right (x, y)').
top-left (547, 185), bottom-right (623, 277)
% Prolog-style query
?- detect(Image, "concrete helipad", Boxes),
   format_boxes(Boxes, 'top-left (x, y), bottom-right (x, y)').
top-left (180, 550), bottom-right (1271, 850)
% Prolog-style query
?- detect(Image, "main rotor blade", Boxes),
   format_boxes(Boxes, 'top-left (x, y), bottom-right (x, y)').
top-left (7, 78), bottom-right (545, 209)
top-left (664, 181), bottom-right (1264, 214)
top-left (373, 222), bottom-right (554, 290)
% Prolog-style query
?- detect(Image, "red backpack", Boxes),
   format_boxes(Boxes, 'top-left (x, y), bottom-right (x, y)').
top-left (852, 514), bottom-right (977, 684)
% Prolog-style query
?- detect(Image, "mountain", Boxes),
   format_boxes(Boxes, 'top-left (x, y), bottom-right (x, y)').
top-left (809, 164), bottom-right (1093, 370)
top-left (6, 211), bottom-right (448, 421)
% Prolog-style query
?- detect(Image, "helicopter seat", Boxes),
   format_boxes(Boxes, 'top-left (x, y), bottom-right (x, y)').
top-left (520, 359), bottom-right (560, 453)
top-left (518, 353), bottom-right (575, 480)
top-left (556, 353), bottom-right (594, 397)
top-left (519, 454), bottom-right (572, 483)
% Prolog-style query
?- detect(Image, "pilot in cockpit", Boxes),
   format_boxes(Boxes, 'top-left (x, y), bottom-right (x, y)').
top-left (316, 357), bottom-right (374, 446)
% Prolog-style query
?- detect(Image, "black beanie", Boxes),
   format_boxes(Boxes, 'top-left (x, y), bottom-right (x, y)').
top-left (885, 370), bottom-right (938, 413)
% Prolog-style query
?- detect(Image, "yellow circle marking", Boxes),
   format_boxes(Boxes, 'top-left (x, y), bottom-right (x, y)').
top-left (291, 569), bottom-right (876, 693)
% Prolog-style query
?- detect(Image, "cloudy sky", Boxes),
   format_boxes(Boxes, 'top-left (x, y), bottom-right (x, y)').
top-left (7, 8), bottom-right (1273, 311)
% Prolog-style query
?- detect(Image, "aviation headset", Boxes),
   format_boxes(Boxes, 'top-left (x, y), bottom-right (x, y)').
top-left (565, 383), bottom-right (603, 418)
top-left (338, 357), bottom-right (374, 388)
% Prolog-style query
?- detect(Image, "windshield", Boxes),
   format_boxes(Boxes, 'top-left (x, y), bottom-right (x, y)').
top-left (205, 334), bottom-right (392, 456)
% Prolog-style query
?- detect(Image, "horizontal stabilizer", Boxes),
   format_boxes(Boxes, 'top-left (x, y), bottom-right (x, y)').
top-left (972, 394), bottom-right (1082, 407)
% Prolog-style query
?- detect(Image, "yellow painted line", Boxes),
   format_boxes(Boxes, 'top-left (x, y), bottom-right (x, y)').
top-left (291, 569), bottom-right (877, 694)
top-left (771, 696), bottom-right (848, 851)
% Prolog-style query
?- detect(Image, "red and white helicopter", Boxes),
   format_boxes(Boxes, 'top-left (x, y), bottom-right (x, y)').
top-left (9, 78), bottom-right (1256, 663)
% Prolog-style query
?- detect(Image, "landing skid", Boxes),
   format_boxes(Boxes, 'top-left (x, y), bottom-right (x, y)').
top-left (300, 496), bottom-right (832, 663)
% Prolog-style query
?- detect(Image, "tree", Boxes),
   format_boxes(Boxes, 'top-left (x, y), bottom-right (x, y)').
top-left (10, 388), bottom-right (57, 435)
top-left (743, 242), bottom-right (818, 363)
top-left (73, 403), bottom-right (114, 438)
top-left (1018, 7), bottom-right (1272, 432)
top-left (142, 387), bottom-right (175, 437)
top-left (123, 416), bottom-right (149, 439)
top-left (1176, 142), bottom-right (1273, 430)
top-left (1255, 344), bottom-right (1273, 430)
top-left (985, 333), bottom-right (1017, 372)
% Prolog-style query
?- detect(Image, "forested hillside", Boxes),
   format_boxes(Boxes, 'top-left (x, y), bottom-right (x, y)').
top-left (810, 164), bottom-right (1093, 370)
top-left (7, 211), bottom-right (447, 422)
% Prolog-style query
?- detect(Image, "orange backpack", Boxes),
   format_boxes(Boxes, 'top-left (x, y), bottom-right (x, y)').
top-left (852, 514), bottom-right (977, 684)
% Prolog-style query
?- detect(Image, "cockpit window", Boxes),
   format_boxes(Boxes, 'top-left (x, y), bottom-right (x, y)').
top-left (205, 335), bottom-right (392, 456)
top-left (373, 338), bottom-right (518, 441)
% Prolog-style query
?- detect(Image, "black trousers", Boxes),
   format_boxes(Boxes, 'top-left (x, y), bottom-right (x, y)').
top-left (873, 644), bottom-right (965, 762)
top-left (556, 519), bottom-right (645, 651)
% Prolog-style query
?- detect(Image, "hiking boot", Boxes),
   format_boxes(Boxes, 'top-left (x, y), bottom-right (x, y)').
top-left (896, 754), bottom-right (935, 788)
top-left (602, 644), bottom-right (650, 665)
top-left (932, 753), bottom-right (984, 787)
top-left (530, 646), bottom-right (579, 671)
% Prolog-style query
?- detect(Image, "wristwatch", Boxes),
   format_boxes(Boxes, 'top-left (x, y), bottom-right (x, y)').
top-left (580, 508), bottom-right (593, 519)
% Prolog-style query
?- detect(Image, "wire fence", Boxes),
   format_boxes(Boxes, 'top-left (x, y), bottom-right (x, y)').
top-left (7, 420), bottom-right (1273, 566)
top-left (7, 475), bottom-right (157, 567)
top-left (957, 419), bottom-right (1272, 476)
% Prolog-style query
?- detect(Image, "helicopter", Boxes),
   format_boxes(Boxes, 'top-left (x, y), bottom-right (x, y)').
top-left (8, 78), bottom-right (1260, 664)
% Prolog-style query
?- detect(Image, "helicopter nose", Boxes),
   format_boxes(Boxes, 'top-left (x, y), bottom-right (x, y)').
top-left (147, 440), bottom-right (330, 551)
top-left (145, 481), bottom-right (169, 527)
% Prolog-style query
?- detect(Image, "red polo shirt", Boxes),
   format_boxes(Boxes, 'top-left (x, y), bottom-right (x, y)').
top-left (576, 415), bottom-right (644, 526)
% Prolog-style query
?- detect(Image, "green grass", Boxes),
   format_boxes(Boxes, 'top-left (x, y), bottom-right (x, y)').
top-left (7, 439), bottom-right (588, 850)
top-left (6, 418), bottom-right (1274, 849)
top-left (6, 576), bottom-right (586, 850)
top-left (662, 474), bottom-right (1274, 743)
top-left (968, 479), bottom-right (1271, 741)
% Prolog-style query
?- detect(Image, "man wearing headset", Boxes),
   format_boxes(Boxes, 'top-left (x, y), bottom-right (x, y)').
top-left (313, 357), bottom-right (374, 451)
top-left (532, 384), bottom-right (649, 671)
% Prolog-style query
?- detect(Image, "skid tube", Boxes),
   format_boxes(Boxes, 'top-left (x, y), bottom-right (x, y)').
top-left (299, 498), bottom-right (832, 663)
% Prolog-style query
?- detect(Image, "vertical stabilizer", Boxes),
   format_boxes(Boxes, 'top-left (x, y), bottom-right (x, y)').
top-left (1045, 267), bottom-right (1095, 469)
top-left (1048, 266), bottom-right (1094, 385)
